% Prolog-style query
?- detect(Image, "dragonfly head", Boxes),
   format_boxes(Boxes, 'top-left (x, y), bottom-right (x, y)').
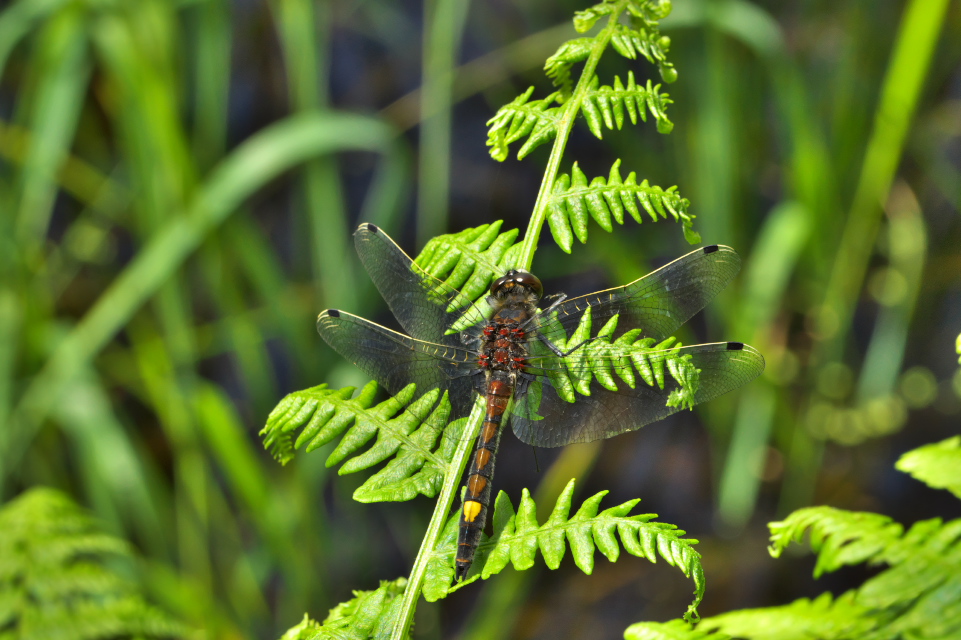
top-left (491, 269), bottom-right (543, 301)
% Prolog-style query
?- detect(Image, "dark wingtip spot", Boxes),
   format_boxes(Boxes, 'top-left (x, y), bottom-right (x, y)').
top-left (327, 309), bottom-right (340, 318)
top-left (727, 341), bottom-right (744, 351)
top-left (703, 245), bottom-right (720, 254)
top-left (366, 223), bottom-right (380, 233)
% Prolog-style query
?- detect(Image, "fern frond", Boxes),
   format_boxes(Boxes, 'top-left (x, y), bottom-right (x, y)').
top-left (261, 381), bottom-right (468, 503)
top-left (279, 578), bottom-right (407, 640)
top-left (627, 593), bottom-right (879, 640)
top-left (763, 478), bottom-right (961, 638)
top-left (581, 73), bottom-right (674, 137)
top-left (546, 159), bottom-right (697, 252)
top-left (610, 18), bottom-right (676, 83)
top-left (548, 0), bottom-right (677, 99)
top-left (413, 221), bottom-right (523, 306)
top-left (895, 436), bottom-right (961, 499)
top-left (486, 87), bottom-right (563, 161)
top-left (572, 0), bottom-right (618, 32)
top-left (768, 506), bottom-right (903, 577)
top-left (544, 37), bottom-right (594, 97)
top-left (626, 440), bottom-right (961, 639)
top-left (633, 511), bottom-right (961, 639)
top-left (536, 309), bottom-right (699, 408)
top-left (0, 488), bottom-right (185, 639)
top-left (693, 592), bottom-right (876, 640)
top-left (625, 618), bottom-right (729, 640)
top-left (424, 479), bottom-right (704, 622)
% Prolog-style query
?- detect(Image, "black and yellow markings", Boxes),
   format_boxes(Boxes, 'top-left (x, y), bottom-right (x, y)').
top-left (462, 500), bottom-right (483, 522)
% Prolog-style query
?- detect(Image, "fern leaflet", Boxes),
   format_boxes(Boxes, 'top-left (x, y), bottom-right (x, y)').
top-left (581, 73), bottom-right (674, 137)
top-left (547, 159), bottom-right (697, 252)
top-left (895, 436), bottom-right (961, 500)
top-left (547, 0), bottom-right (677, 99)
top-left (423, 479), bottom-right (704, 621)
top-left (485, 87), bottom-right (563, 162)
top-left (413, 221), bottom-right (523, 307)
top-left (609, 21), bottom-right (676, 83)
top-left (279, 579), bottom-right (407, 640)
top-left (535, 308), bottom-right (699, 408)
top-left (544, 38), bottom-right (594, 97)
top-left (768, 506), bottom-right (904, 577)
top-left (261, 381), bottom-right (468, 503)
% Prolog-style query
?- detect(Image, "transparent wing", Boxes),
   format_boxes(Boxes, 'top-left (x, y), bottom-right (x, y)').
top-left (536, 245), bottom-right (741, 344)
top-left (354, 223), bottom-right (487, 345)
top-left (317, 309), bottom-right (480, 417)
top-left (511, 342), bottom-right (764, 447)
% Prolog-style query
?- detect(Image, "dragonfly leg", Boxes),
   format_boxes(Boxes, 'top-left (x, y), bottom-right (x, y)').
top-left (537, 333), bottom-right (595, 358)
top-left (519, 293), bottom-right (568, 332)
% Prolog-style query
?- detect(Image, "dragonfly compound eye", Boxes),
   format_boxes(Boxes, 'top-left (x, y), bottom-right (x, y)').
top-left (511, 270), bottom-right (543, 298)
top-left (490, 273), bottom-right (512, 296)
top-left (490, 270), bottom-right (544, 298)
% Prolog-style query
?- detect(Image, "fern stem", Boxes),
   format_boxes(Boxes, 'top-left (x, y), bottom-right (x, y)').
top-left (515, 1), bottom-right (627, 271)
top-left (391, 399), bottom-right (485, 640)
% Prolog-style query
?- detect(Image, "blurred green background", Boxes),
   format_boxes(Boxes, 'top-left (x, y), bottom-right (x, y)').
top-left (1, 0), bottom-right (959, 638)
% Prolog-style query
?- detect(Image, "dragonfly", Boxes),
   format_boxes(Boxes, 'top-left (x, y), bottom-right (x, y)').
top-left (317, 223), bottom-right (764, 581)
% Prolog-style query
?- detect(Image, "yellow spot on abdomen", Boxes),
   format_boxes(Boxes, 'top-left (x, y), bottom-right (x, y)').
top-left (462, 500), bottom-right (483, 523)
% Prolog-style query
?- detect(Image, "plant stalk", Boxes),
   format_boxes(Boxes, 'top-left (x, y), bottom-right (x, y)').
top-left (515, 2), bottom-right (626, 271)
top-left (391, 399), bottom-right (485, 640)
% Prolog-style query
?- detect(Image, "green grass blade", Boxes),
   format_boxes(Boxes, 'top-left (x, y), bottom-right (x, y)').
top-left (816, 0), bottom-right (949, 359)
top-left (0, 0), bottom-right (69, 77)
top-left (271, 0), bottom-right (356, 309)
top-left (4, 112), bottom-right (401, 484)
top-left (14, 4), bottom-right (89, 247)
top-left (416, 0), bottom-right (471, 247)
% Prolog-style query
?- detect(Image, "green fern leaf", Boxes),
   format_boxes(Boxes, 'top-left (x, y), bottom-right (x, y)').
top-left (279, 613), bottom-right (323, 639)
top-left (424, 479), bottom-right (705, 621)
top-left (544, 37), bottom-right (594, 97)
top-left (547, 159), bottom-right (696, 252)
top-left (627, 440), bottom-right (961, 640)
top-left (610, 19), bottom-right (676, 83)
top-left (413, 221), bottom-right (523, 307)
top-left (858, 517), bottom-right (961, 607)
top-left (627, 592), bottom-right (878, 640)
top-left (486, 87), bottom-right (563, 161)
top-left (625, 618), bottom-right (730, 640)
top-left (0, 488), bottom-right (186, 640)
top-left (581, 74), bottom-right (674, 137)
top-left (696, 592), bottom-right (876, 640)
top-left (261, 381), bottom-right (468, 503)
top-left (895, 436), bottom-right (961, 499)
top-left (769, 506), bottom-right (903, 577)
top-left (572, 1), bottom-right (617, 32)
top-left (279, 578), bottom-right (407, 640)
top-left (531, 305), bottom-right (700, 409)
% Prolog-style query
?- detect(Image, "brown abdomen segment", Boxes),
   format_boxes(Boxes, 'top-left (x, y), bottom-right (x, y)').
top-left (454, 375), bottom-right (512, 581)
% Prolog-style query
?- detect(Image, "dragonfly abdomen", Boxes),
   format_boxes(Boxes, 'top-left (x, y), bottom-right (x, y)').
top-left (455, 373), bottom-right (513, 581)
